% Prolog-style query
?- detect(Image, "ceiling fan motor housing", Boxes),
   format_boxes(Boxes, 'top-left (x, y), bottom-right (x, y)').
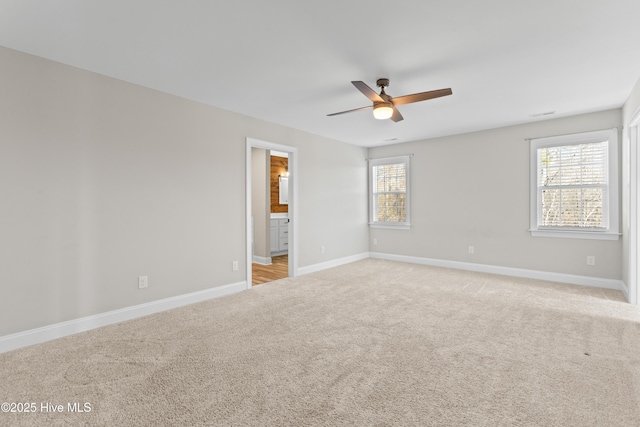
top-left (376, 78), bottom-right (392, 101)
top-left (376, 78), bottom-right (390, 88)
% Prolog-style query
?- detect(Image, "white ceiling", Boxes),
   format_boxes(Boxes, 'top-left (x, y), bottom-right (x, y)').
top-left (1, 0), bottom-right (640, 147)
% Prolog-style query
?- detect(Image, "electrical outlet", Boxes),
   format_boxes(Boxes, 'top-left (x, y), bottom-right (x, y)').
top-left (138, 275), bottom-right (148, 289)
top-left (587, 256), bottom-right (596, 266)
top-left (373, 238), bottom-right (377, 245)
top-left (232, 261), bottom-right (238, 271)
top-left (321, 246), bottom-right (325, 254)
top-left (468, 246), bottom-right (475, 254)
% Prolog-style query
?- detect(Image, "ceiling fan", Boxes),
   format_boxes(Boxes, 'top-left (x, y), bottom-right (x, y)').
top-left (327, 78), bottom-right (452, 122)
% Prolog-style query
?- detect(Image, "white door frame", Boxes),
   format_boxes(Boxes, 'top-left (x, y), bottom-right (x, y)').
top-left (629, 109), bottom-right (640, 304)
top-left (245, 137), bottom-right (298, 289)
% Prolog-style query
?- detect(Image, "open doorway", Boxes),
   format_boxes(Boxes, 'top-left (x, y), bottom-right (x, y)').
top-left (245, 138), bottom-right (298, 289)
top-left (252, 150), bottom-right (288, 285)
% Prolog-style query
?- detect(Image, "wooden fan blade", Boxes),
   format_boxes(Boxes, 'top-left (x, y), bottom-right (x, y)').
top-left (390, 107), bottom-right (404, 122)
top-left (351, 81), bottom-right (384, 103)
top-left (327, 105), bottom-right (372, 116)
top-left (392, 88), bottom-right (452, 106)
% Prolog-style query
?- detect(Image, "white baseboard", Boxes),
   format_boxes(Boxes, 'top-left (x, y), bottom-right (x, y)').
top-left (620, 280), bottom-right (630, 301)
top-left (2, 252), bottom-right (628, 354)
top-left (297, 252), bottom-right (370, 276)
top-left (369, 252), bottom-right (625, 292)
top-left (252, 255), bottom-right (272, 265)
top-left (0, 281), bottom-right (247, 354)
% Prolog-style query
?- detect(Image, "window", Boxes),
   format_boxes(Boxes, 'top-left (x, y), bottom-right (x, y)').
top-left (530, 128), bottom-right (619, 240)
top-left (369, 155), bottom-right (410, 229)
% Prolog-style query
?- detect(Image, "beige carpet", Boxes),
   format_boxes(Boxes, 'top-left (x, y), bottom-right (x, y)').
top-left (1, 259), bottom-right (640, 426)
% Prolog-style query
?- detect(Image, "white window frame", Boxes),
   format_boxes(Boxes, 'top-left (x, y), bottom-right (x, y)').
top-left (369, 155), bottom-right (411, 229)
top-left (529, 128), bottom-right (619, 240)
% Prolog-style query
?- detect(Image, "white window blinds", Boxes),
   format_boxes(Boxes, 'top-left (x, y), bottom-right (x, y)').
top-left (369, 155), bottom-right (411, 228)
top-left (536, 141), bottom-right (608, 229)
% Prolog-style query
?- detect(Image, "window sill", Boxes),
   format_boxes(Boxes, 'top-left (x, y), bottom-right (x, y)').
top-left (529, 229), bottom-right (620, 240)
top-left (370, 223), bottom-right (411, 230)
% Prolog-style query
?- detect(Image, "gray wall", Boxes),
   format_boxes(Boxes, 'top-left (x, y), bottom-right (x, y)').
top-left (624, 76), bottom-right (640, 124)
top-left (368, 109), bottom-right (623, 280)
top-left (0, 46), bottom-right (369, 336)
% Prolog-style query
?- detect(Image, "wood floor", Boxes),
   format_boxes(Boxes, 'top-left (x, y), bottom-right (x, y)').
top-left (252, 255), bottom-right (288, 286)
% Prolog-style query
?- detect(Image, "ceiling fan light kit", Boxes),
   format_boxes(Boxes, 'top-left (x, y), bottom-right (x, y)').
top-left (328, 78), bottom-right (452, 123)
top-left (373, 102), bottom-right (394, 120)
